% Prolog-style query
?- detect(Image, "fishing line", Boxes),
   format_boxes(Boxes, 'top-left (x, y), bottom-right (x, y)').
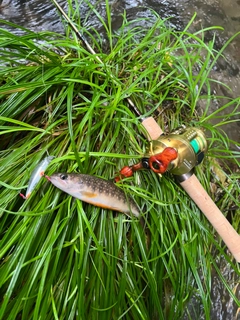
top-left (51, 0), bottom-right (144, 119)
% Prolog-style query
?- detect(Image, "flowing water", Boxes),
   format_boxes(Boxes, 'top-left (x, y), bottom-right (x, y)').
top-left (0, 0), bottom-right (239, 319)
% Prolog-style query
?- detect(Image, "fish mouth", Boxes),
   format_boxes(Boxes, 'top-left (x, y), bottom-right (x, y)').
top-left (45, 174), bottom-right (69, 190)
top-left (45, 175), bottom-right (51, 181)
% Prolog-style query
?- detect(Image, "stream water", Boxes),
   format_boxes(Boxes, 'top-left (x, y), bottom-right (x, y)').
top-left (0, 0), bottom-right (239, 319)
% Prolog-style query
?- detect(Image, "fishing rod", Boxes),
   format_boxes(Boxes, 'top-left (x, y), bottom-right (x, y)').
top-left (51, 0), bottom-right (240, 262)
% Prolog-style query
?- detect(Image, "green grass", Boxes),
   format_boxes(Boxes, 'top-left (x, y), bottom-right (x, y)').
top-left (0, 1), bottom-right (240, 319)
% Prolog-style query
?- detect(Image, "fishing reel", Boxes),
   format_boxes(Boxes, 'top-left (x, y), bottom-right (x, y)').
top-left (142, 126), bottom-right (208, 176)
top-left (116, 126), bottom-right (208, 181)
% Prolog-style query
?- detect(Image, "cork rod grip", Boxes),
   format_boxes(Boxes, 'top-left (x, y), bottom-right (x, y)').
top-left (141, 117), bottom-right (240, 261)
top-left (180, 174), bottom-right (240, 262)
top-left (141, 117), bottom-right (163, 140)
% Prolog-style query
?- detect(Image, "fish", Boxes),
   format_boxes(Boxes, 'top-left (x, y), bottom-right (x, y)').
top-left (46, 173), bottom-right (140, 217)
top-left (20, 156), bottom-right (55, 199)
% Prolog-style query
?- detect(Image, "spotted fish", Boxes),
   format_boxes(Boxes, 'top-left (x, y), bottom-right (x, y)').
top-left (47, 173), bottom-right (140, 217)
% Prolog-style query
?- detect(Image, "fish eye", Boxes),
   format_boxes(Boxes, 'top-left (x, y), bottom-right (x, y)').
top-left (60, 174), bottom-right (68, 180)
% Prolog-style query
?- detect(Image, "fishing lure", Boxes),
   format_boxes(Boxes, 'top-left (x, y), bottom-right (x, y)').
top-left (20, 156), bottom-right (55, 199)
top-left (46, 173), bottom-right (140, 217)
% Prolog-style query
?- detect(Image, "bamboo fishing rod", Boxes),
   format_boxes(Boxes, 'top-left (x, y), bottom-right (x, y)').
top-left (51, 0), bottom-right (240, 262)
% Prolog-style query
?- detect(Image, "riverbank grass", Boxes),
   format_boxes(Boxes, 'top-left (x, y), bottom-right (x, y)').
top-left (0, 2), bottom-right (239, 319)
